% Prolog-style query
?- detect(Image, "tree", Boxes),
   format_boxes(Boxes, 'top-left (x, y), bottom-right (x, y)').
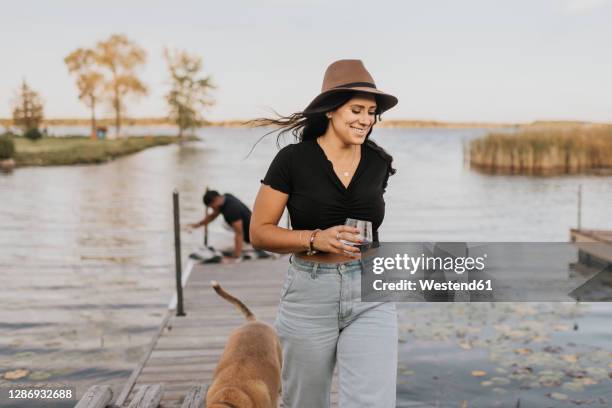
top-left (95, 34), bottom-right (147, 136)
top-left (12, 80), bottom-right (44, 137)
top-left (164, 48), bottom-right (215, 139)
top-left (65, 48), bottom-right (104, 139)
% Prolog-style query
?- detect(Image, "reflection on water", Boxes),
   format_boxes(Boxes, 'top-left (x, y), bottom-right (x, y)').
top-left (1, 127), bottom-right (611, 405)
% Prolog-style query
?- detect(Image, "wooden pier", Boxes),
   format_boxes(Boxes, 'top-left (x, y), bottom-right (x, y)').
top-left (102, 257), bottom-right (340, 408)
top-left (570, 229), bottom-right (612, 266)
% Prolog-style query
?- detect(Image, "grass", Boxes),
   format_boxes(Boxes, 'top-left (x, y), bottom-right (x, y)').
top-left (13, 135), bottom-right (197, 167)
top-left (469, 126), bottom-right (612, 175)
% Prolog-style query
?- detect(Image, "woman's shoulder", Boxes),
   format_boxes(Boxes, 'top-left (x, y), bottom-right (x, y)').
top-left (271, 142), bottom-right (296, 160)
top-left (364, 139), bottom-right (391, 167)
top-left (275, 140), bottom-right (315, 157)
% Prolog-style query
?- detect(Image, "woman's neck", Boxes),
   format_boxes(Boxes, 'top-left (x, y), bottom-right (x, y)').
top-left (317, 133), bottom-right (356, 160)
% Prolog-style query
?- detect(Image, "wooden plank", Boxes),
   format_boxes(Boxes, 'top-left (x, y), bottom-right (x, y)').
top-left (156, 334), bottom-right (231, 343)
top-left (127, 384), bottom-right (164, 408)
top-left (180, 385), bottom-right (206, 408)
top-left (130, 383), bottom-right (202, 393)
top-left (571, 229), bottom-right (612, 263)
top-left (166, 318), bottom-right (277, 328)
top-left (182, 299), bottom-right (281, 307)
top-left (141, 363), bottom-right (217, 375)
top-left (144, 357), bottom-right (221, 368)
top-left (160, 324), bottom-right (246, 333)
top-left (155, 342), bottom-right (226, 351)
top-left (160, 402), bottom-right (183, 408)
top-left (74, 385), bottom-right (113, 408)
top-left (186, 279), bottom-right (283, 287)
top-left (166, 314), bottom-right (278, 326)
top-left (136, 373), bottom-right (213, 383)
top-left (150, 348), bottom-right (225, 358)
top-left (115, 310), bottom-right (172, 406)
top-left (157, 390), bottom-right (202, 402)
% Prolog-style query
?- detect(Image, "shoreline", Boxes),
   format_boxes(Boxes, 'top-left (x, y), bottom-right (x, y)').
top-left (10, 135), bottom-right (198, 168)
top-left (3, 118), bottom-right (611, 129)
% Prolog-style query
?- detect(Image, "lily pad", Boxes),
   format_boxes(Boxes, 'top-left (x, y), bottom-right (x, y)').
top-left (577, 377), bottom-right (598, 386)
top-left (3, 369), bottom-right (29, 380)
top-left (548, 392), bottom-right (568, 401)
top-left (13, 352), bottom-right (36, 358)
top-left (561, 354), bottom-right (578, 363)
top-left (490, 377), bottom-right (511, 386)
top-left (584, 367), bottom-right (608, 380)
top-left (29, 371), bottom-right (52, 381)
top-left (561, 381), bottom-right (584, 392)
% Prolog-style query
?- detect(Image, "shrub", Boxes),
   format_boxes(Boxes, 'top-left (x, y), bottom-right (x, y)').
top-left (0, 136), bottom-right (15, 160)
top-left (24, 128), bottom-right (42, 141)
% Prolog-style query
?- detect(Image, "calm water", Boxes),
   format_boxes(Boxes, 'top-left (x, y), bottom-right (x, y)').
top-left (1, 127), bottom-right (611, 407)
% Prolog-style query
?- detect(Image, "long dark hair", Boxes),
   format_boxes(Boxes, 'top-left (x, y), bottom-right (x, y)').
top-left (249, 91), bottom-right (396, 177)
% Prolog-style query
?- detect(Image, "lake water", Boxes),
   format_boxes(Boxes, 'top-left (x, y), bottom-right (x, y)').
top-left (1, 126), bottom-right (611, 407)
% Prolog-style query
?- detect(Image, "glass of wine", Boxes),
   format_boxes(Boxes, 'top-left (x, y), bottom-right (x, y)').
top-left (341, 218), bottom-right (373, 252)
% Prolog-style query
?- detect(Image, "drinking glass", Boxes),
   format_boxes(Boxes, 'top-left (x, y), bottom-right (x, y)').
top-left (341, 218), bottom-right (373, 251)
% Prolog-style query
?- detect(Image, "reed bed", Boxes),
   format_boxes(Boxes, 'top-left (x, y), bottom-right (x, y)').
top-left (469, 126), bottom-right (612, 175)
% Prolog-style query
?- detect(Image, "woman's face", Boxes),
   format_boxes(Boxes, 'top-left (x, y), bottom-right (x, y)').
top-left (329, 93), bottom-right (377, 145)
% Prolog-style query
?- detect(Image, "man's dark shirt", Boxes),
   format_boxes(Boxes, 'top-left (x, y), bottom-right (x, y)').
top-left (220, 193), bottom-right (252, 243)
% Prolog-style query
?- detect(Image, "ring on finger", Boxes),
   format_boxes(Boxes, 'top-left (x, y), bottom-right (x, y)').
top-left (336, 232), bottom-right (340, 240)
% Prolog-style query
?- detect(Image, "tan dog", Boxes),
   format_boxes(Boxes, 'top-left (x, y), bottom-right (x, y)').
top-left (206, 281), bottom-right (282, 408)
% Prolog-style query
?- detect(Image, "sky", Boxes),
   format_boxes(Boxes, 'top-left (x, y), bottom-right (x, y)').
top-left (1, 0), bottom-right (611, 123)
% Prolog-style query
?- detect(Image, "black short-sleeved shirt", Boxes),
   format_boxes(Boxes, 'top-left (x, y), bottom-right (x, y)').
top-left (261, 138), bottom-right (391, 242)
top-left (220, 193), bottom-right (252, 243)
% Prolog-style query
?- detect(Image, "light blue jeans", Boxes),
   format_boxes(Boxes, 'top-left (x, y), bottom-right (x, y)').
top-left (274, 255), bottom-right (398, 408)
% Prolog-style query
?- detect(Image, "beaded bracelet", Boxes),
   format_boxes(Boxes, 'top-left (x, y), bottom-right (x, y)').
top-left (306, 229), bottom-right (321, 256)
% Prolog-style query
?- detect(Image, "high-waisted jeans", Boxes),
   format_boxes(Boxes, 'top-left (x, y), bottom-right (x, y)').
top-left (274, 255), bottom-right (398, 408)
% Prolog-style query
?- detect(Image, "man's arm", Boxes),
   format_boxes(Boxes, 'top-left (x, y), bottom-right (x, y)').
top-left (189, 208), bottom-right (220, 229)
top-left (230, 219), bottom-right (244, 258)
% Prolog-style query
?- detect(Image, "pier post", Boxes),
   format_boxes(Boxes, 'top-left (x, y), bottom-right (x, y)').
top-left (204, 185), bottom-right (209, 247)
top-left (173, 190), bottom-right (186, 317)
top-left (577, 184), bottom-right (582, 230)
top-left (204, 206), bottom-right (210, 247)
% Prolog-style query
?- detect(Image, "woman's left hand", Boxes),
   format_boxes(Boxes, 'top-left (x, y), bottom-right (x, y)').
top-left (312, 225), bottom-right (363, 257)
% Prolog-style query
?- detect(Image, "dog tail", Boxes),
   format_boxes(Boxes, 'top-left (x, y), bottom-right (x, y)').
top-left (211, 281), bottom-right (256, 321)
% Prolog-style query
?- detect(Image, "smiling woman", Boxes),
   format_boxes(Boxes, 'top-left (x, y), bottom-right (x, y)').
top-left (248, 59), bottom-right (400, 408)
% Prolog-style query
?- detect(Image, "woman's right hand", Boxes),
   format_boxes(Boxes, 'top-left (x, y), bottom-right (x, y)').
top-left (312, 225), bottom-right (363, 257)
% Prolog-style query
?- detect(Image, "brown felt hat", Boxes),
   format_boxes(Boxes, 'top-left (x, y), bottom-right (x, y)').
top-left (303, 59), bottom-right (398, 115)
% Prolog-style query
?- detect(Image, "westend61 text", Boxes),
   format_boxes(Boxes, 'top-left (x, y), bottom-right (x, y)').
top-left (373, 279), bottom-right (493, 291)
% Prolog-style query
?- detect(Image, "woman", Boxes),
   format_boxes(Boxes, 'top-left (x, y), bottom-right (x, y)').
top-left (250, 59), bottom-right (398, 408)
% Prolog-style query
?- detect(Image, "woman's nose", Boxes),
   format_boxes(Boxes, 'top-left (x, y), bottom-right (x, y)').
top-left (359, 112), bottom-right (372, 126)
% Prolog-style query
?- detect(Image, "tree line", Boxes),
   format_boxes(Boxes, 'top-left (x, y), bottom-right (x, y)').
top-left (7, 34), bottom-right (215, 140)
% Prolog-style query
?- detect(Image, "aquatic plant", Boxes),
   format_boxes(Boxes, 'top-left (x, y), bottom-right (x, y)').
top-left (469, 126), bottom-right (612, 175)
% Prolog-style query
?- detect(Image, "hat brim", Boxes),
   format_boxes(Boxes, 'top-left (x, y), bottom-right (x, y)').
top-left (303, 87), bottom-right (398, 115)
